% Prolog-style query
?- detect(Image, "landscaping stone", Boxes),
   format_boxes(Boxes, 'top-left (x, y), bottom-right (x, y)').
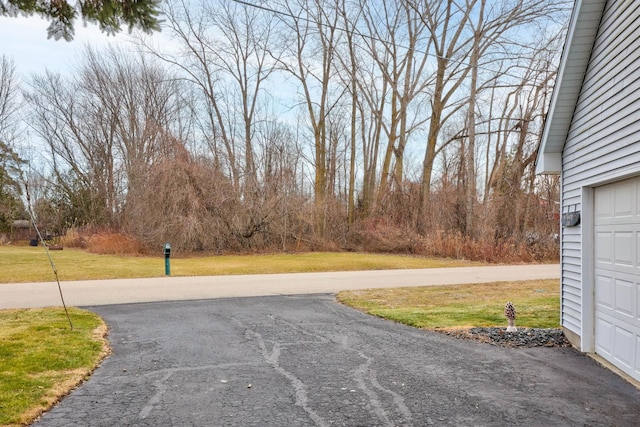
top-left (440, 327), bottom-right (572, 348)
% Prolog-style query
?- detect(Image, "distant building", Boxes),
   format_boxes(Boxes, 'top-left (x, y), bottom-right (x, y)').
top-left (8, 220), bottom-right (32, 242)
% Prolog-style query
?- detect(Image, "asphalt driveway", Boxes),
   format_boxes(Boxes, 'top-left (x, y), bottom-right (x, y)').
top-left (34, 295), bottom-right (640, 426)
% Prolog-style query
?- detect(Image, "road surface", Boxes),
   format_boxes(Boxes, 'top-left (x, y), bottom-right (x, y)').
top-left (0, 264), bottom-right (559, 309)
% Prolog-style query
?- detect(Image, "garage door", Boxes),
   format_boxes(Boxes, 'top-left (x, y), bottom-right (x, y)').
top-left (594, 176), bottom-right (640, 382)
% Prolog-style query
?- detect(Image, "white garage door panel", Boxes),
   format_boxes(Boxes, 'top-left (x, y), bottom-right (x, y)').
top-left (594, 176), bottom-right (640, 382)
top-left (596, 232), bottom-right (612, 263)
top-left (614, 326), bottom-right (634, 368)
top-left (614, 232), bottom-right (634, 266)
top-left (595, 312), bottom-right (636, 369)
top-left (595, 274), bottom-right (613, 309)
top-left (614, 180), bottom-right (635, 217)
top-left (595, 186), bottom-right (613, 218)
top-left (638, 283), bottom-right (640, 320)
top-left (615, 279), bottom-right (634, 317)
top-left (637, 336), bottom-right (640, 373)
top-left (595, 316), bottom-right (614, 357)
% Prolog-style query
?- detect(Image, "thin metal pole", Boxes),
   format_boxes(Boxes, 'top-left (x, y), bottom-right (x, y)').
top-left (24, 180), bottom-right (73, 329)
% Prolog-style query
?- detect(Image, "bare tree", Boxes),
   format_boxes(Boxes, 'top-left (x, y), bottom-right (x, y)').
top-left (334, 0), bottom-right (360, 225)
top-left (79, 47), bottom-right (189, 218)
top-left (149, 0), bottom-right (239, 190)
top-left (148, 0), bottom-right (281, 195)
top-left (14, 0), bottom-right (569, 257)
top-left (411, 0), bottom-right (472, 230)
top-left (486, 34), bottom-right (562, 244)
top-left (359, 0), bottom-right (433, 208)
top-left (25, 48), bottom-right (188, 230)
top-left (274, 0), bottom-right (344, 237)
top-left (255, 120), bottom-right (304, 249)
top-left (27, 70), bottom-right (115, 227)
top-left (0, 56), bottom-right (19, 142)
top-left (411, 0), bottom-right (570, 232)
top-left (0, 55), bottom-right (25, 230)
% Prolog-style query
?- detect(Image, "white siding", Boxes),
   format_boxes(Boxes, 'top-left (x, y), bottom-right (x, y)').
top-left (562, 0), bottom-right (640, 341)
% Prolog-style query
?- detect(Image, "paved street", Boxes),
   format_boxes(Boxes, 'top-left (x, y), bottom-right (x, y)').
top-left (1, 264), bottom-right (559, 309)
top-left (34, 295), bottom-right (640, 426)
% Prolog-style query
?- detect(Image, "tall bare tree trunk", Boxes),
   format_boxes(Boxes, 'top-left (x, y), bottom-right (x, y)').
top-left (464, 0), bottom-right (485, 237)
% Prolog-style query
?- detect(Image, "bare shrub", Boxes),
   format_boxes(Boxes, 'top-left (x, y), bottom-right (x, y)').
top-left (347, 217), bottom-right (419, 254)
top-left (58, 227), bottom-right (88, 249)
top-left (124, 149), bottom-right (239, 253)
top-left (86, 232), bottom-right (146, 255)
top-left (59, 227), bottom-right (146, 255)
top-left (414, 231), bottom-right (555, 263)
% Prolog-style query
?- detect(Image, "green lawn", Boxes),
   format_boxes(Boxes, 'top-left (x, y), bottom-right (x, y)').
top-left (337, 279), bottom-right (560, 329)
top-left (0, 246), bottom-right (475, 283)
top-left (0, 308), bottom-right (107, 426)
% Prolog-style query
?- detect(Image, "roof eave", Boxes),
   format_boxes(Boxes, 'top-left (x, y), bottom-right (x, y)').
top-left (535, 152), bottom-right (562, 175)
top-left (535, 0), bottom-right (607, 175)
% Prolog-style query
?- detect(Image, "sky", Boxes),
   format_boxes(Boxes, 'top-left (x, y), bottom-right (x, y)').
top-left (0, 15), bottom-right (141, 77)
top-left (1, 15), bottom-right (156, 166)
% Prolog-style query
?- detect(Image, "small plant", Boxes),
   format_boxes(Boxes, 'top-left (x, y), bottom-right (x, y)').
top-left (504, 301), bottom-right (517, 332)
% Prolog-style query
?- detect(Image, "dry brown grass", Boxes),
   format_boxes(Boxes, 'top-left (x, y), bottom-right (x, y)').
top-left (58, 227), bottom-right (87, 248)
top-left (55, 224), bottom-right (558, 262)
top-left (60, 228), bottom-right (146, 255)
top-left (418, 232), bottom-right (533, 263)
top-left (86, 233), bottom-right (146, 255)
top-left (352, 222), bottom-right (557, 263)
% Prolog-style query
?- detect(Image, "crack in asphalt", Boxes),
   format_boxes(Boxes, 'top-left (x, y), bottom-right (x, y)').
top-left (136, 362), bottom-right (262, 420)
top-left (139, 371), bottom-right (172, 419)
top-left (241, 310), bottom-right (416, 427)
top-left (355, 350), bottom-right (414, 426)
top-left (352, 348), bottom-right (394, 426)
top-left (252, 330), bottom-right (329, 427)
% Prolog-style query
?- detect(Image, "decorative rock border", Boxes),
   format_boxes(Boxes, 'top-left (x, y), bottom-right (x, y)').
top-left (438, 327), bottom-right (572, 348)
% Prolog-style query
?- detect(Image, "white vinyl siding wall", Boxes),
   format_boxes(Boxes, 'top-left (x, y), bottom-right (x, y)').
top-left (562, 0), bottom-right (640, 340)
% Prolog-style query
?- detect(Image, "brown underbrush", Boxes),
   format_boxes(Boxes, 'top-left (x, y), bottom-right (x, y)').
top-left (348, 219), bottom-right (557, 263)
top-left (60, 228), bottom-right (147, 255)
top-left (56, 225), bottom-right (557, 263)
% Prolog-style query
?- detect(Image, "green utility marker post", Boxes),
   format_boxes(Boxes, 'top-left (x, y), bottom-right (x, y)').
top-left (163, 242), bottom-right (171, 276)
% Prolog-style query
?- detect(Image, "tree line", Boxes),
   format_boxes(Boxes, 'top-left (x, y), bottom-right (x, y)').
top-left (0, 0), bottom-right (569, 259)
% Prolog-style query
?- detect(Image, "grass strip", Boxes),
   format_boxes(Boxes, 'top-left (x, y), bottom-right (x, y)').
top-left (0, 246), bottom-right (475, 283)
top-left (0, 308), bottom-right (108, 426)
top-left (336, 279), bottom-right (560, 329)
